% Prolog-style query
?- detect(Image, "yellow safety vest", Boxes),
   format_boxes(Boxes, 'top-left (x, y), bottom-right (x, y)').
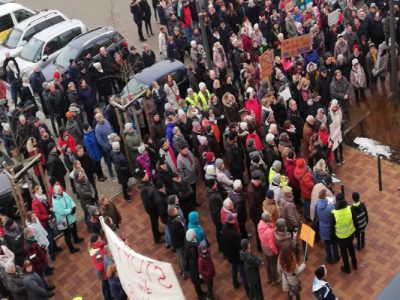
top-left (332, 206), bottom-right (355, 239)
top-left (186, 93), bottom-right (198, 106)
top-left (198, 90), bottom-right (210, 111)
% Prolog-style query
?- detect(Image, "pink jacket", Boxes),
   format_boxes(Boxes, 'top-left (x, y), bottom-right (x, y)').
top-left (257, 220), bottom-right (278, 255)
top-left (136, 152), bottom-right (152, 180)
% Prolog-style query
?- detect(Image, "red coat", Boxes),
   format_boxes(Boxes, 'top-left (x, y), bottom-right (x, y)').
top-left (58, 134), bottom-right (77, 154)
top-left (24, 240), bottom-right (47, 274)
top-left (284, 158), bottom-right (300, 190)
top-left (294, 167), bottom-right (314, 199)
top-left (31, 196), bottom-right (52, 227)
top-left (246, 132), bottom-right (263, 151)
top-left (198, 255), bottom-right (215, 282)
top-left (241, 33), bottom-right (252, 53)
top-left (89, 240), bottom-right (107, 280)
top-left (202, 118), bottom-right (221, 143)
top-left (245, 98), bottom-right (261, 125)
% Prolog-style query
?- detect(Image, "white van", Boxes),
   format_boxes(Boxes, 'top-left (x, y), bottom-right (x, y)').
top-left (16, 19), bottom-right (87, 77)
top-left (0, 10), bottom-right (68, 75)
top-left (0, 3), bottom-right (35, 43)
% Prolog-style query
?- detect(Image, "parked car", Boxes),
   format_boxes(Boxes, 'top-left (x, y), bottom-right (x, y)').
top-left (16, 19), bottom-right (87, 77)
top-left (0, 10), bottom-right (68, 76)
top-left (42, 26), bottom-right (128, 81)
top-left (120, 59), bottom-right (189, 99)
top-left (0, 3), bottom-right (35, 43)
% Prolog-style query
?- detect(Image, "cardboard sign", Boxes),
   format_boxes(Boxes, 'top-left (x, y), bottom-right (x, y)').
top-left (100, 217), bottom-right (185, 300)
top-left (280, 34), bottom-right (312, 59)
top-left (328, 9), bottom-right (340, 26)
top-left (300, 223), bottom-right (316, 247)
top-left (260, 49), bottom-right (274, 81)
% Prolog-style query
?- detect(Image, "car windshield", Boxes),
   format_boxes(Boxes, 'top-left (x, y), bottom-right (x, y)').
top-left (19, 38), bottom-right (44, 62)
top-left (54, 45), bottom-right (80, 69)
top-left (120, 77), bottom-right (147, 98)
top-left (3, 28), bottom-right (23, 49)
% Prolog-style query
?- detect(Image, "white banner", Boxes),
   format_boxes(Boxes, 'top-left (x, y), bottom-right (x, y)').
top-left (328, 9), bottom-right (340, 26)
top-left (100, 217), bottom-right (186, 300)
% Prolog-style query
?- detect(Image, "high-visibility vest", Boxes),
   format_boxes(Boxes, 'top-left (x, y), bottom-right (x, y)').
top-left (332, 206), bottom-right (355, 239)
top-left (186, 93), bottom-right (198, 106)
top-left (198, 90), bottom-right (210, 110)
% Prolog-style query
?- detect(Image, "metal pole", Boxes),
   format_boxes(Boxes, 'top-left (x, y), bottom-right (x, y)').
top-left (378, 155), bottom-right (382, 192)
top-left (389, 0), bottom-right (398, 103)
top-left (196, 0), bottom-right (212, 70)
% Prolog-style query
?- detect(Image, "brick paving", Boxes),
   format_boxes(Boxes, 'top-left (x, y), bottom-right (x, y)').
top-left (46, 147), bottom-right (400, 299)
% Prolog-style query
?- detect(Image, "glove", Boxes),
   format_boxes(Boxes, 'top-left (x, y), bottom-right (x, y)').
top-left (71, 207), bottom-right (76, 214)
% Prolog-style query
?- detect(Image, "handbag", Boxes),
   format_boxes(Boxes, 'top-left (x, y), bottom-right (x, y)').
top-left (284, 272), bottom-right (302, 295)
top-left (56, 217), bottom-right (68, 231)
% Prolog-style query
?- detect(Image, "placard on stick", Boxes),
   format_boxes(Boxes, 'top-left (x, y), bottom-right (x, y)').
top-left (300, 223), bottom-right (316, 247)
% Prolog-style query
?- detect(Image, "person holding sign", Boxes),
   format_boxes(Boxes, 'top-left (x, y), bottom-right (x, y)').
top-left (330, 193), bottom-right (357, 274)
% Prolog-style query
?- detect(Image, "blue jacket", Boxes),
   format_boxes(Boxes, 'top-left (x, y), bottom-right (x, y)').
top-left (316, 198), bottom-right (335, 241)
top-left (305, 49), bottom-right (320, 66)
top-left (165, 123), bottom-right (175, 147)
top-left (52, 192), bottom-right (77, 225)
top-left (84, 130), bottom-right (102, 162)
top-left (78, 86), bottom-right (96, 109)
top-left (188, 211), bottom-right (206, 242)
top-left (95, 120), bottom-right (114, 151)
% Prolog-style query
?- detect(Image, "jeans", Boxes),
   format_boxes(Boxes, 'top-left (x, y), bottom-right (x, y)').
top-left (165, 225), bottom-right (172, 248)
top-left (323, 239), bottom-right (339, 263)
top-left (214, 222), bottom-right (223, 252)
top-left (183, 26), bottom-right (192, 43)
top-left (265, 255), bottom-right (278, 282)
top-left (288, 292), bottom-right (300, 300)
top-left (121, 180), bottom-right (129, 199)
top-left (176, 247), bottom-right (187, 275)
top-left (337, 234), bottom-right (357, 272)
top-left (144, 17), bottom-right (153, 35)
top-left (231, 262), bottom-right (249, 294)
top-left (136, 21), bottom-right (145, 40)
top-left (102, 150), bottom-right (114, 177)
top-left (44, 223), bottom-right (57, 259)
top-left (101, 279), bottom-right (113, 300)
top-left (63, 221), bottom-right (80, 251)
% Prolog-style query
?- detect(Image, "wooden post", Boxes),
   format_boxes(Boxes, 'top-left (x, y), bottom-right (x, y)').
top-left (35, 149), bottom-right (49, 196)
top-left (9, 168), bottom-right (27, 223)
top-left (115, 107), bottom-right (133, 166)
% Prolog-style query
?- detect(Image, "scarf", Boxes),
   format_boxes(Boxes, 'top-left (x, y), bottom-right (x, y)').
top-left (35, 193), bottom-right (48, 204)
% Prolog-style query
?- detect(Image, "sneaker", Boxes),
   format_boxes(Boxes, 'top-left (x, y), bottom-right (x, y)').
top-left (336, 162), bottom-right (342, 166)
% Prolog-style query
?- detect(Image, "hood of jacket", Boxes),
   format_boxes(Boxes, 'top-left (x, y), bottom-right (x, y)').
top-left (316, 198), bottom-right (329, 210)
top-left (89, 240), bottom-right (106, 256)
top-left (239, 249), bottom-right (250, 262)
top-left (312, 277), bottom-right (329, 292)
top-left (188, 211), bottom-right (199, 225)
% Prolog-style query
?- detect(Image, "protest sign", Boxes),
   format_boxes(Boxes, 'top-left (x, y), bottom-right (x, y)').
top-left (100, 217), bottom-right (185, 300)
top-left (280, 34), bottom-right (312, 58)
top-left (328, 9), bottom-right (340, 26)
top-left (260, 49), bottom-right (274, 81)
top-left (300, 223), bottom-right (316, 247)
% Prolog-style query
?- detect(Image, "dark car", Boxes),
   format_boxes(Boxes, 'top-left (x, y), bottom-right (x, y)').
top-left (41, 26), bottom-right (128, 81)
top-left (120, 59), bottom-right (189, 99)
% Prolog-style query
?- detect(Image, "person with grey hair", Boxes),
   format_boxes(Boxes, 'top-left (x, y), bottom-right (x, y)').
top-left (52, 184), bottom-right (83, 253)
top-left (5, 262), bottom-right (28, 299)
top-left (20, 75), bottom-right (35, 105)
top-left (172, 126), bottom-right (188, 154)
top-left (95, 112), bottom-right (115, 178)
top-left (229, 179), bottom-right (249, 238)
top-left (5, 60), bottom-right (20, 104)
top-left (168, 205), bottom-right (188, 278)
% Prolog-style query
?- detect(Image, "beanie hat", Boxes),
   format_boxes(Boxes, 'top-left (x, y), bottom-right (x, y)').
top-left (233, 179), bottom-right (242, 191)
top-left (199, 82), bottom-right (206, 90)
top-left (197, 135), bottom-right (207, 146)
top-left (275, 218), bottom-right (287, 232)
top-left (167, 195), bottom-right (177, 205)
top-left (266, 133), bottom-right (275, 142)
top-left (215, 158), bottom-right (224, 169)
top-left (124, 123), bottom-right (133, 132)
top-left (352, 192), bottom-right (360, 202)
top-left (112, 142), bottom-right (120, 151)
top-left (205, 151), bottom-right (214, 162)
top-left (352, 58), bottom-right (359, 66)
top-left (239, 122), bottom-right (248, 131)
top-left (138, 145), bottom-right (145, 154)
top-left (173, 126), bottom-right (180, 134)
top-left (240, 238), bottom-right (249, 250)
top-left (205, 165), bottom-right (216, 176)
top-left (296, 158), bottom-right (306, 168)
top-left (266, 189), bottom-right (275, 199)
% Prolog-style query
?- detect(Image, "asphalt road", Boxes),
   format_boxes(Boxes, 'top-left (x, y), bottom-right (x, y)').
top-left (18, 0), bottom-right (160, 53)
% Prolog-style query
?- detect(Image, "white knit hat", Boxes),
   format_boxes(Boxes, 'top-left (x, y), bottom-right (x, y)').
top-left (199, 82), bottom-right (206, 90)
top-left (233, 179), bottom-right (242, 191)
top-left (112, 141), bottom-right (120, 151)
top-left (266, 133), bottom-right (275, 142)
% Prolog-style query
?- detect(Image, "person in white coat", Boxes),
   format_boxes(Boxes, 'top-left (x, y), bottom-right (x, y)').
top-left (25, 211), bottom-right (49, 249)
top-left (158, 25), bottom-right (168, 59)
top-left (328, 100), bottom-right (344, 166)
top-left (215, 158), bottom-right (233, 192)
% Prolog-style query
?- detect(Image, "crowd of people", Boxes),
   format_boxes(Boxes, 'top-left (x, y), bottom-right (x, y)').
top-left (0, 0), bottom-right (393, 298)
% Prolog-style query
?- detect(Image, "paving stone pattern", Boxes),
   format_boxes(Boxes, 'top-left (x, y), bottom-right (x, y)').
top-left (47, 147), bottom-right (399, 299)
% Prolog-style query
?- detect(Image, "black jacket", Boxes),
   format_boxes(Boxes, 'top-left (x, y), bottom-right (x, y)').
top-left (46, 152), bottom-right (67, 182)
top-left (156, 167), bottom-right (174, 195)
top-left (169, 215), bottom-right (186, 249)
top-left (229, 190), bottom-right (247, 225)
top-left (111, 150), bottom-right (131, 184)
top-left (221, 222), bottom-right (242, 264)
top-left (77, 153), bottom-right (95, 182)
top-left (185, 240), bottom-right (201, 283)
top-left (142, 50), bottom-right (156, 68)
top-left (154, 190), bottom-right (168, 224)
top-left (207, 188), bottom-right (223, 226)
top-left (240, 250), bottom-right (263, 288)
top-left (225, 142), bottom-right (244, 175)
top-left (138, 181), bottom-right (157, 214)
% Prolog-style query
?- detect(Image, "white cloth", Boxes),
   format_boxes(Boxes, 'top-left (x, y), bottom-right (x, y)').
top-left (26, 218), bottom-right (49, 248)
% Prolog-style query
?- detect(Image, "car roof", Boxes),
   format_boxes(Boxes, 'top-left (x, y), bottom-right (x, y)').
top-left (67, 26), bottom-right (118, 49)
top-left (134, 60), bottom-right (186, 86)
top-left (0, 3), bottom-right (31, 14)
top-left (31, 19), bottom-right (85, 41)
top-left (12, 10), bottom-right (66, 31)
